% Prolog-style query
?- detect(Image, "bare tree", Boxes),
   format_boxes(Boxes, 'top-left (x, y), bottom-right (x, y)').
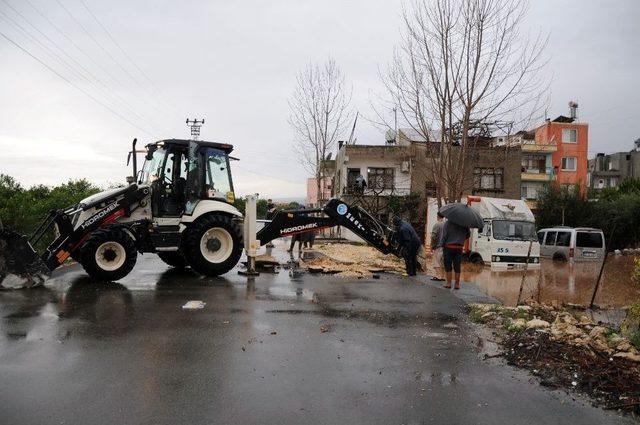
top-left (288, 59), bottom-right (352, 207)
top-left (381, 0), bottom-right (548, 205)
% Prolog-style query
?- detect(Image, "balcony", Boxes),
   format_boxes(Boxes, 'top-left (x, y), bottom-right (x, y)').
top-left (521, 141), bottom-right (557, 153)
top-left (521, 167), bottom-right (556, 182)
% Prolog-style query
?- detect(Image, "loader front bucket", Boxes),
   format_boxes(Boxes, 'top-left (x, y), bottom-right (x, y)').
top-left (0, 229), bottom-right (51, 289)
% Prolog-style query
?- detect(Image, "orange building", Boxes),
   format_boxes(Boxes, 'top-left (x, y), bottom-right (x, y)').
top-left (534, 102), bottom-right (589, 193)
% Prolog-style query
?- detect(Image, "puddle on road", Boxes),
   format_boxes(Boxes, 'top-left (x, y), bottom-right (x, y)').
top-left (267, 285), bottom-right (314, 301)
top-left (464, 256), bottom-right (640, 308)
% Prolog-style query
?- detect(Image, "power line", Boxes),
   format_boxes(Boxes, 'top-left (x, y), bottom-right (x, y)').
top-left (78, 0), bottom-right (180, 115)
top-left (0, 1), bottom-right (158, 131)
top-left (25, 0), bottom-right (127, 90)
top-left (20, 0), bottom-right (167, 131)
top-left (54, 0), bottom-right (174, 119)
top-left (0, 29), bottom-right (156, 136)
top-left (54, 0), bottom-right (141, 86)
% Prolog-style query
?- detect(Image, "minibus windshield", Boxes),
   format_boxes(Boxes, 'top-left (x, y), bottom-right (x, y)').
top-left (492, 220), bottom-right (537, 241)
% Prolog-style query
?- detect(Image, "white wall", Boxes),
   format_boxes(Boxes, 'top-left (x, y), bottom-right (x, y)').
top-left (336, 150), bottom-right (412, 196)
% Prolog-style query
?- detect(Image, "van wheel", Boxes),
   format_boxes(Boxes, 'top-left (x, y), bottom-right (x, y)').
top-left (157, 251), bottom-right (188, 268)
top-left (80, 227), bottom-right (137, 281)
top-left (183, 214), bottom-right (243, 276)
top-left (552, 253), bottom-right (567, 263)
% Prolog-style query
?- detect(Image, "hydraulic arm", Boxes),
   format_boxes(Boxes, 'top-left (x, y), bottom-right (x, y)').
top-left (256, 199), bottom-right (401, 257)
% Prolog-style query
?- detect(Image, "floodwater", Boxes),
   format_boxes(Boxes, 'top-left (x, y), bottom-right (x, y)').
top-left (463, 256), bottom-right (640, 309)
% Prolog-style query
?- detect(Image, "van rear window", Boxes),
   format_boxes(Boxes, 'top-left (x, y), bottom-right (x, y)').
top-left (576, 232), bottom-right (603, 248)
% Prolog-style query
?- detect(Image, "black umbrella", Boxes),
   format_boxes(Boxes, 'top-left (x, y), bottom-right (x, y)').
top-left (439, 203), bottom-right (484, 230)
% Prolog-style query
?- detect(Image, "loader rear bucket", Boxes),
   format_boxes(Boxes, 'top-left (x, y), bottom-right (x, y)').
top-left (0, 229), bottom-right (51, 289)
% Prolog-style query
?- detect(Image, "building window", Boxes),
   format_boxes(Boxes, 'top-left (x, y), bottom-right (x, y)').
top-left (521, 154), bottom-right (546, 173)
top-left (473, 167), bottom-right (503, 191)
top-left (562, 128), bottom-right (577, 144)
top-left (346, 168), bottom-right (361, 193)
top-left (521, 183), bottom-right (539, 200)
top-left (367, 167), bottom-right (394, 190)
top-left (561, 157), bottom-right (577, 171)
top-left (520, 183), bottom-right (542, 200)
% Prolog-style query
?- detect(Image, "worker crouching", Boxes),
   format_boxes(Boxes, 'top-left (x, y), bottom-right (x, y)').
top-left (392, 216), bottom-right (421, 276)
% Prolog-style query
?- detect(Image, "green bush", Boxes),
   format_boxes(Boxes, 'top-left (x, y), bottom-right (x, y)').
top-left (622, 303), bottom-right (640, 349)
top-left (232, 198), bottom-right (269, 219)
top-left (0, 174), bottom-right (100, 237)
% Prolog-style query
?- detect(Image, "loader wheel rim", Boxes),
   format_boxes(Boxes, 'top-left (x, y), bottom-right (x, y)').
top-left (200, 228), bottom-right (233, 264)
top-left (95, 241), bottom-right (127, 271)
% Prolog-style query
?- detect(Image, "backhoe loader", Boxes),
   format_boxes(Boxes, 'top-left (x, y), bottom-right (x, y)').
top-left (0, 138), bottom-right (402, 287)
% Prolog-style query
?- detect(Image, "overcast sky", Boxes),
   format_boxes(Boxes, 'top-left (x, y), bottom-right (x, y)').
top-left (1, 0), bottom-right (639, 198)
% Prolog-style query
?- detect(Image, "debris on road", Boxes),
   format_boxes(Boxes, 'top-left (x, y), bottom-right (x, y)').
top-left (301, 242), bottom-right (424, 278)
top-left (469, 301), bottom-right (640, 414)
top-left (182, 300), bottom-right (206, 310)
top-left (320, 324), bottom-right (330, 333)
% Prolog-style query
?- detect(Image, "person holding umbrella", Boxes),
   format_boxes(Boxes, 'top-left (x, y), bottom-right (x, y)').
top-left (437, 203), bottom-right (483, 290)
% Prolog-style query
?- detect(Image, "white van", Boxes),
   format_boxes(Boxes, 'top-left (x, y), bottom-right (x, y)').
top-left (537, 227), bottom-right (605, 262)
top-left (425, 197), bottom-right (540, 269)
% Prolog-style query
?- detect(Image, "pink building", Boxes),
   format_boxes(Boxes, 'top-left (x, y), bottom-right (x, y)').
top-left (306, 177), bottom-right (333, 208)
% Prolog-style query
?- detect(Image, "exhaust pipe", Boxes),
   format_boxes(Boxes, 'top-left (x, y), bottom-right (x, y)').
top-left (126, 138), bottom-right (138, 185)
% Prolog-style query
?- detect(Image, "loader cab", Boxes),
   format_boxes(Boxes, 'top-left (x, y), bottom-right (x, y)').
top-left (141, 139), bottom-right (235, 217)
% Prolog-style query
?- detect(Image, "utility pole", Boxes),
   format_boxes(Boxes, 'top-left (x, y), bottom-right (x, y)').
top-left (393, 107), bottom-right (398, 144)
top-left (186, 118), bottom-right (205, 140)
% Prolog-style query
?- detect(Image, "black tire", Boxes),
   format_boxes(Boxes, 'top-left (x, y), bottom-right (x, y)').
top-left (79, 227), bottom-right (137, 281)
top-left (182, 214), bottom-right (243, 277)
top-left (157, 251), bottom-right (188, 268)
top-left (469, 254), bottom-right (484, 265)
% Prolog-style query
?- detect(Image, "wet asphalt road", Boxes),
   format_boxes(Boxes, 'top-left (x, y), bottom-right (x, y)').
top-left (0, 244), bottom-right (633, 425)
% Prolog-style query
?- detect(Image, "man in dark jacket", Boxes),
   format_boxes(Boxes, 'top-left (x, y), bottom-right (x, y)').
top-left (393, 216), bottom-right (421, 276)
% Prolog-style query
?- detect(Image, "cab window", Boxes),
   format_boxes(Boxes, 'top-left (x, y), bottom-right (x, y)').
top-left (203, 148), bottom-right (232, 199)
top-left (141, 147), bottom-right (166, 184)
top-left (537, 231), bottom-right (545, 244)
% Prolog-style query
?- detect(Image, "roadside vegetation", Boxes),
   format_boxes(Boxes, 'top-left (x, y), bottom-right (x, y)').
top-left (470, 302), bottom-right (640, 414)
top-left (0, 173), bottom-right (307, 235)
top-left (536, 179), bottom-right (640, 250)
top-left (232, 198), bottom-right (301, 219)
top-left (0, 174), bottom-right (99, 237)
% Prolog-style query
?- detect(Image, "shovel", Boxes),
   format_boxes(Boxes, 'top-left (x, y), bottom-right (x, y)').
top-left (0, 220), bottom-right (51, 289)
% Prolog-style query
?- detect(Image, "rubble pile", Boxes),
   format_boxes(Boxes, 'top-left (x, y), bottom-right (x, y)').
top-left (304, 243), bottom-right (411, 278)
top-left (470, 302), bottom-right (640, 413)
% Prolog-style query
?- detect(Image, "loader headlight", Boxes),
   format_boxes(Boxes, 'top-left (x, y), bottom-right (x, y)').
top-left (533, 257), bottom-right (539, 263)
top-left (226, 191), bottom-right (235, 203)
top-left (493, 256), bottom-right (501, 262)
